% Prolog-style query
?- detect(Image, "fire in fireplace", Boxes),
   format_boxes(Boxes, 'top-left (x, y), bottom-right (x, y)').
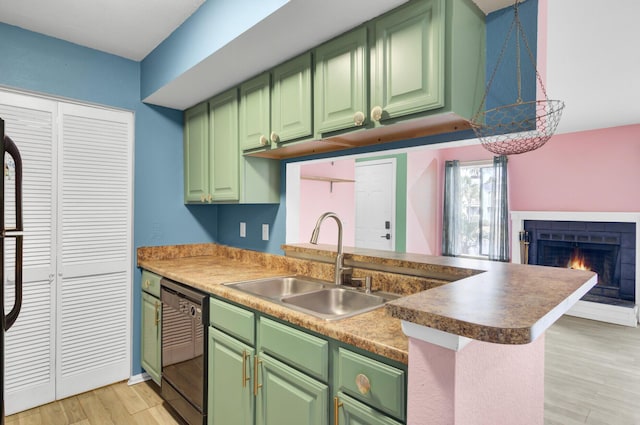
top-left (524, 220), bottom-right (635, 303)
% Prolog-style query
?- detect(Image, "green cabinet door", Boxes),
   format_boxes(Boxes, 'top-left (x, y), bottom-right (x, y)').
top-left (271, 53), bottom-right (313, 143)
top-left (184, 102), bottom-right (210, 203)
top-left (315, 27), bottom-right (368, 135)
top-left (240, 73), bottom-right (271, 151)
top-left (256, 353), bottom-right (328, 425)
top-left (371, 0), bottom-right (445, 123)
top-left (335, 392), bottom-right (402, 425)
top-left (209, 88), bottom-right (239, 201)
top-left (141, 292), bottom-right (161, 385)
top-left (208, 328), bottom-right (255, 425)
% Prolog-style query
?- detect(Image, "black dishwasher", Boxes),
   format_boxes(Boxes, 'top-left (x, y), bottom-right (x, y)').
top-left (160, 278), bottom-right (208, 425)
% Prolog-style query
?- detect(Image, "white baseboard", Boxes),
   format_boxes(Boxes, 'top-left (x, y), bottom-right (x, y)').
top-left (128, 373), bottom-right (151, 386)
top-left (566, 300), bottom-right (638, 327)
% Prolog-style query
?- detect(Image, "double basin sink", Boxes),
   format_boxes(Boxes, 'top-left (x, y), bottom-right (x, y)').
top-left (226, 276), bottom-right (400, 321)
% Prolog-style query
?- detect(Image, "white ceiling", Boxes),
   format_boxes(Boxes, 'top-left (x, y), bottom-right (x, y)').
top-left (0, 0), bottom-right (204, 61)
top-left (0, 0), bottom-right (514, 62)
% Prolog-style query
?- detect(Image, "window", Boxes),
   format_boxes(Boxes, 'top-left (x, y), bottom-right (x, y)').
top-left (459, 161), bottom-right (494, 258)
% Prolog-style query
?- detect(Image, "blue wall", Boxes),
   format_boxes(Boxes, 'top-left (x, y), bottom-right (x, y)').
top-left (0, 22), bottom-right (219, 377)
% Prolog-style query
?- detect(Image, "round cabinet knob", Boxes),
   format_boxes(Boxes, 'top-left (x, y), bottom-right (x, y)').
top-left (270, 132), bottom-right (280, 144)
top-left (200, 194), bottom-right (206, 203)
top-left (355, 373), bottom-right (371, 395)
top-left (259, 135), bottom-right (269, 146)
top-left (354, 111), bottom-right (365, 126)
top-left (371, 105), bottom-right (383, 122)
top-left (207, 194), bottom-right (212, 203)
top-left (144, 280), bottom-right (151, 289)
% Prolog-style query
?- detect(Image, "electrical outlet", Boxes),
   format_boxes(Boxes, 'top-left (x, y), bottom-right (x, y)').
top-left (240, 222), bottom-right (246, 238)
top-left (262, 224), bottom-right (269, 241)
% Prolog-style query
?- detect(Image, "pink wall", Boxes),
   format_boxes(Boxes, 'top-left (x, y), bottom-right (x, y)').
top-left (508, 124), bottom-right (640, 212)
top-left (407, 335), bottom-right (545, 425)
top-left (299, 159), bottom-right (356, 246)
top-left (407, 149), bottom-right (441, 255)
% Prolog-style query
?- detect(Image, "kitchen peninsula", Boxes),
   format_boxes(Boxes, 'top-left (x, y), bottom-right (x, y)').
top-left (138, 242), bottom-right (596, 425)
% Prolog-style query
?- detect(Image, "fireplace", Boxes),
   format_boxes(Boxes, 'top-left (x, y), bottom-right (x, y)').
top-left (525, 220), bottom-right (635, 303)
top-left (511, 212), bottom-right (640, 326)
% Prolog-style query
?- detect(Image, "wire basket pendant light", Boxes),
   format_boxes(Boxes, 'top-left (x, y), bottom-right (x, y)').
top-left (471, 0), bottom-right (564, 155)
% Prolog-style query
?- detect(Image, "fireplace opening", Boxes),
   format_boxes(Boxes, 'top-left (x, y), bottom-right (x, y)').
top-left (524, 220), bottom-right (635, 304)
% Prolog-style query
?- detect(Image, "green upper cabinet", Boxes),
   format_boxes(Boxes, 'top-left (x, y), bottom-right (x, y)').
top-left (240, 73), bottom-right (271, 152)
top-left (271, 53), bottom-right (313, 144)
top-left (370, 0), bottom-right (485, 126)
top-left (209, 88), bottom-right (239, 202)
top-left (184, 102), bottom-right (209, 203)
top-left (314, 27), bottom-right (368, 136)
top-left (370, 0), bottom-right (444, 124)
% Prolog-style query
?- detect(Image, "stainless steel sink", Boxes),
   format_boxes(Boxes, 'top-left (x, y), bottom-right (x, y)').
top-left (226, 276), bottom-right (329, 299)
top-left (226, 276), bottom-right (400, 321)
top-left (282, 287), bottom-right (397, 320)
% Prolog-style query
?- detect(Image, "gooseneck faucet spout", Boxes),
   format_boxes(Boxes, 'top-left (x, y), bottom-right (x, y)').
top-left (310, 212), bottom-right (351, 285)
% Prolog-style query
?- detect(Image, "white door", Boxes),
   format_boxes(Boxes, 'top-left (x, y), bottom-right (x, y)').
top-left (1, 92), bottom-right (57, 414)
top-left (355, 159), bottom-right (396, 251)
top-left (1, 91), bottom-right (133, 413)
top-left (56, 103), bottom-right (132, 398)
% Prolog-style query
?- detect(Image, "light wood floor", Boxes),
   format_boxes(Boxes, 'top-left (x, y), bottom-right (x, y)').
top-left (544, 315), bottom-right (640, 425)
top-left (6, 315), bottom-right (640, 425)
top-left (4, 380), bottom-right (183, 425)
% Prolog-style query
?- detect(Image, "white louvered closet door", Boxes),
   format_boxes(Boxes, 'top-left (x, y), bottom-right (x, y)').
top-left (56, 103), bottom-right (133, 398)
top-left (0, 92), bottom-right (57, 414)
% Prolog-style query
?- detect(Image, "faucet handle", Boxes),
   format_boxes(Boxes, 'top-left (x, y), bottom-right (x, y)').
top-left (350, 276), bottom-right (372, 293)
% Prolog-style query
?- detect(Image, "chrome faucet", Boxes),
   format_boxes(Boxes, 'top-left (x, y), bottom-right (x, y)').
top-left (310, 212), bottom-right (352, 285)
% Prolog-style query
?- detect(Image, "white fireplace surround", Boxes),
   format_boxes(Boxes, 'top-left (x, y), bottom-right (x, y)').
top-left (511, 211), bottom-right (640, 327)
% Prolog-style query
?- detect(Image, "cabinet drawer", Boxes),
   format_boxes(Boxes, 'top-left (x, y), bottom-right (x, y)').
top-left (210, 298), bottom-right (255, 346)
top-left (335, 347), bottom-right (406, 421)
top-left (141, 270), bottom-right (161, 298)
top-left (258, 317), bottom-right (329, 382)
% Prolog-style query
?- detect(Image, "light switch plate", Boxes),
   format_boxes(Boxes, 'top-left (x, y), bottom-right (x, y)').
top-left (262, 224), bottom-right (269, 241)
top-left (240, 222), bottom-right (246, 238)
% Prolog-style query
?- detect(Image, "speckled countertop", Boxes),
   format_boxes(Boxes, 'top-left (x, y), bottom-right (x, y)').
top-left (284, 243), bottom-right (598, 344)
top-left (138, 242), bottom-right (597, 364)
top-left (137, 243), bottom-right (409, 364)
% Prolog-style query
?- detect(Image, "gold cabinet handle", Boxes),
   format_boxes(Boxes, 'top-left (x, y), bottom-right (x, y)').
top-left (259, 135), bottom-right (269, 146)
top-left (242, 350), bottom-right (251, 388)
top-left (354, 111), bottom-right (365, 126)
top-left (334, 396), bottom-right (343, 425)
top-left (253, 355), bottom-right (263, 396)
top-left (371, 105), bottom-right (383, 122)
top-left (154, 301), bottom-right (160, 338)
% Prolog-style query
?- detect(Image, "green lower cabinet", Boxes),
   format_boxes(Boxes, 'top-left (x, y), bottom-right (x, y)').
top-left (141, 292), bottom-right (161, 385)
top-left (208, 327), bottom-right (255, 425)
top-left (256, 352), bottom-right (329, 425)
top-left (335, 392), bottom-right (402, 425)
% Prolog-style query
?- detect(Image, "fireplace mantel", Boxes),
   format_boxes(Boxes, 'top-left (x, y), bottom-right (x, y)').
top-left (511, 211), bottom-right (640, 326)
